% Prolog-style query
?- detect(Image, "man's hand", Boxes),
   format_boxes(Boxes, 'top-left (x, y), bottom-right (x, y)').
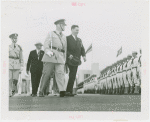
top-left (83, 56), bottom-right (86, 62)
top-left (69, 55), bottom-right (73, 60)
top-left (47, 51), bottom-right (53, 57)
top-left (20, 67), bottom-right (24, 72)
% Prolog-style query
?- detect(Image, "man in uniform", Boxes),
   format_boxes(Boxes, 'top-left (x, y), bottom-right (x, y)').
top-left (109, 68), bottom-right (113, 94)
top-left (106, 68), bottom-right (111, 94)
top-left (111, 66), bottom-right (116, 94)
top-left (116, 63), bottom-right (121, 94)
top-left (131, 51), bottom-right (140, 94)
top-left (121, 58), bottom-right (127, 94)
top-left (116, 62), bottom-right (122, 94)
top-left (66, 25), bottom-right (86, 96)
top-left (119, 60), bottom-right (124, 94)
top-left (38, 19), bottom-right (67, 97)
top-left (123, 57), bottom-right (130, 94)
top-left (9, 33), bottom-right (24, 97)
top-left (126, 55), bottom-right (134, 94)
top-left (137, 49), bottom-right (142, 93)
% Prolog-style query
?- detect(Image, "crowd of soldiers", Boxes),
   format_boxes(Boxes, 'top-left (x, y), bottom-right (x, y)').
top-left (98, 49), bottom-right (141, 95)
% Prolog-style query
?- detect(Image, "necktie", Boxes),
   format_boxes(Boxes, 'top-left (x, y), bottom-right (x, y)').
top-left (75, 36), bottom-right (77, 41)
top-left (38, 51), bottom-right (40, 59)
top-left (14, 44), bottom-right (16, 49)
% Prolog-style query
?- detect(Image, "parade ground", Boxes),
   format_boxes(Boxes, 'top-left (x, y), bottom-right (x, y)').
top-left (9, 94), bottom-right (141, 111)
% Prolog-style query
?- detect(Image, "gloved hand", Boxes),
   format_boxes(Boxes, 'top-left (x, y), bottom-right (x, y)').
top-left (20, 67), bottom-right (24, 72)
top-left (83, 56), bottom-right (87, 62)
top-left (47, 51), bottom-right (53, 57)
top-left (69, 55), bottom-right (73, 60)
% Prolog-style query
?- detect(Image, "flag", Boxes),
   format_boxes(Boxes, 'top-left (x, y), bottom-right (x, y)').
top-left (116, 47), bottom-right (122, 57)
top-left (85, 44), bottom-right (92, 54)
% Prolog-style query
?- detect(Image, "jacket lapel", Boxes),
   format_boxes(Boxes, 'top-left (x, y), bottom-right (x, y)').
top-left (39, 51), bottom-right (44, 61)
top-left (34, 50), bottom-right (38, 60)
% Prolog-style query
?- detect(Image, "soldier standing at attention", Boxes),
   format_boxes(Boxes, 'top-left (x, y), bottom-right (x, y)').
top-left (9, 33), bottom-right (24, 97)
top-left (123, 58), bottom-right (130, 94)
top-left (126, 55), bottom-right (134, 94)
top-left (119, 61), bottom-right (124, 94)
top-left (38, 19), bottom-right (67, 97)
top-left (137, 49), bottom-right (142, 93)
top-left (131, 51), bottom-right (140, 94)
top-left (116, 63), bottom-right (121, 94)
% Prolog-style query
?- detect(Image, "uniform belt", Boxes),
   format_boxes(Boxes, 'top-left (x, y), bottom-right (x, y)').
top-left (9, 56), bottom-right (19, 59)
top-left (127, 69), bottom-right (131, 71)
top-left (132, 66), bottom-right (137, 69)
top-left (52, 46), bottom-right (65, 53)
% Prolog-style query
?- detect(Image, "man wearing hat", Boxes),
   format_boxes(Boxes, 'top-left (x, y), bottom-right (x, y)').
top-left (66, 25), bottom-right (86, 97)
top-left (131, 51), bottom-right (140, 93)
top-left (38, 19), bottom-right (67, 97)
top-left (126, 55), bottom-right (134, 94)
top-left (26, 42), bottom-right (44, 97)
top-left (9, 33), bottom-right (24, 97)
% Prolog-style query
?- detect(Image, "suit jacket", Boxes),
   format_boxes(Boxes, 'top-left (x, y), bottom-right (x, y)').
top-left (42, 31), bottom-right (67, 64)
top-left (26, 50), bottom-right (44, 73)
top-left (66, 35), bottom-right (86, 65)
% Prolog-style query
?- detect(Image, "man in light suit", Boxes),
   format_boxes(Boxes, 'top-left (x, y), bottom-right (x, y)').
top-left (39, 19), bottom-right (67, 97)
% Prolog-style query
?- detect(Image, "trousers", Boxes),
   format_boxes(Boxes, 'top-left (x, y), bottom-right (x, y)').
top-left (39, 62), bottom-right (65, 93)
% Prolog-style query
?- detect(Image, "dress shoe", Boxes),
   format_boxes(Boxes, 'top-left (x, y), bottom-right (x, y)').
top-left (60, 91), bottom-right (65, 97)
top-left (65, 92), bottom-right (74, 97)
top-left (39, 92), bottom-right (44, 97)
top-left (32, 94), bottom-right (37, 97)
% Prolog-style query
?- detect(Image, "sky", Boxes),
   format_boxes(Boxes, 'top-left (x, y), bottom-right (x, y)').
top-left (2, 0), bottom-right (147, 72)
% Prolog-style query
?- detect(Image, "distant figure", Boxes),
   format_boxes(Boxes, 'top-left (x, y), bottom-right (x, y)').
top-left (26, 42), bottom-right (44, 97)
top-left (66, 25), bottom-right (86, 97)
top-left (9, 33), bottom-right (24, 97)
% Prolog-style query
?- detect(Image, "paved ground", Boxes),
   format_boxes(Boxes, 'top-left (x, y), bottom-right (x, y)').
top-left (9, 94), bottom-right (141, 111)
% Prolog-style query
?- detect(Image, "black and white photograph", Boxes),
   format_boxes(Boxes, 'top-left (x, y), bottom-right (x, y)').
top-left (1, 0), bottom-right (149, 121)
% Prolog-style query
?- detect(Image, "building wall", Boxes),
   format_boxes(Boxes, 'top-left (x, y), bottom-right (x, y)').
top-left (77, 70), bottom-right (92, 84)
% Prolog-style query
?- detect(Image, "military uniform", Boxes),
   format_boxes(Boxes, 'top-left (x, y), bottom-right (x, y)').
top-left (119, 63), bottom-right (125, 94)
top-left (137, 54), bottom-right (141, 93)
top-left (131, 53), bottom-right (140, 93)
top-left (106, 70), bottom-right (111, 94)
top-left (126, 56), bottom-right (134, 94)
top-left (116, 64), bottom-right (121, 94)
top-left (109, 70), bottom-right (113, 94)
top-left (122, 61), bottom-right (128, 94)
top-left (114, 66), bottom-right (119, 94)
top-left (111, 68), bottom-right (116, 94)
top-left (39, 19), bottom-right (67, 97)
top-left (9, 33), bottom-right (24, 96)
top-left (100, 75), bottom-right (104, 94)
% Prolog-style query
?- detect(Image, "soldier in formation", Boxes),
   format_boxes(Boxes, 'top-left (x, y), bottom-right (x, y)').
top-left (98, 50), bottom-right (141, 95)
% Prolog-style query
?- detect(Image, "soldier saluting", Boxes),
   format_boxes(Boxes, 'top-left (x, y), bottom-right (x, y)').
top-left (9, 33), bottom-right (24, 97)
top-left (39, 19), bottom-right (67, 97)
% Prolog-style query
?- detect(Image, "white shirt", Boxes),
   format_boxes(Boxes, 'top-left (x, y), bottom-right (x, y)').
top-left (72, 34), bottom-right (77, 40)
top-left (36, 49), bottom-right (41, 59)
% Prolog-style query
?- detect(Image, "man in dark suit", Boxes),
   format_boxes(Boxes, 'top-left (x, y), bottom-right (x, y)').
top-left (66, 25), bottom-right (86, 96)
top-left (26, 42), bottom-right (44, 97)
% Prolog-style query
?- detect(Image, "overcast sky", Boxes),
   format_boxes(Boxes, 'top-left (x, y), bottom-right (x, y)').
top-left (2, 0), bottom-right (147, 71)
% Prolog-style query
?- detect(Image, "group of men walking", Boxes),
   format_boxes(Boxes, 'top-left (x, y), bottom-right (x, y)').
top-left (9, 19), bottom-right (86, 97)
top-left (98, 50), bottom-right (141, 95)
